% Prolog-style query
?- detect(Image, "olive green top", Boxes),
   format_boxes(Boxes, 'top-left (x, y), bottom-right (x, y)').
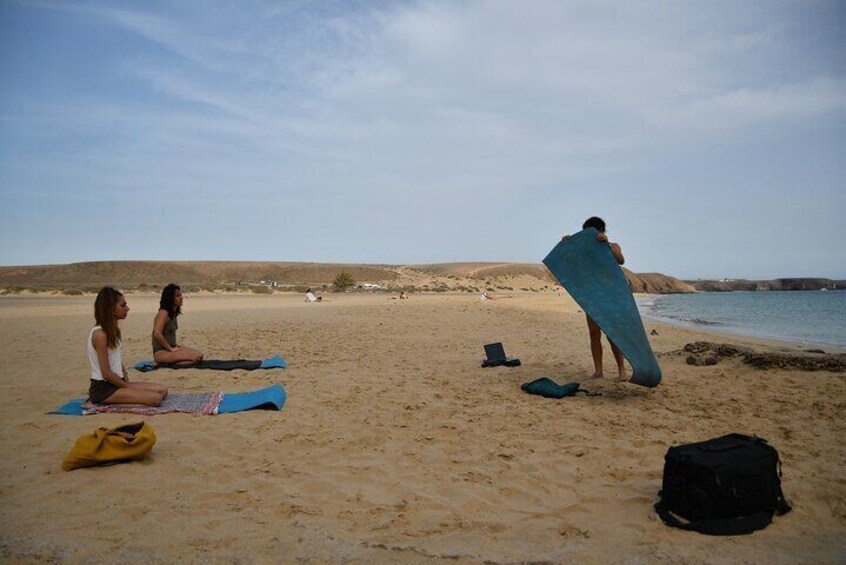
top-left (152, 314), bottom-right (178, 353)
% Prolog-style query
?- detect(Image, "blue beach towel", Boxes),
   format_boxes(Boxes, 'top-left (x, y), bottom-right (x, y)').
top-left (49, 384), bottom-right (287, 416)
top-left (543, 228), bottom-right (662, 387)
top-left (134, 354), bottom-right (287, 373)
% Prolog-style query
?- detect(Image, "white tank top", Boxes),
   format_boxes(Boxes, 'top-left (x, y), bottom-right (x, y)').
top-left (87, 326), bottom-right (124, 381)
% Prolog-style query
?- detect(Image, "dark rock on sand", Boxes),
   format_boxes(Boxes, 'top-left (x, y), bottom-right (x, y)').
top-left (678, 341), bottom-right (846, 373)
top-left (683, 342), bottom-right (753, 358)
top-left (686, 355), bottom-right (719, 366)
top-left (743, 353), bottom-right (846, 372)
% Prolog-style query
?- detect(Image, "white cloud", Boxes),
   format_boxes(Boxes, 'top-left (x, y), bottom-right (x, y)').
top-left (648, 78), bottom-right (846, 133)
top-left (37, 1), bottom-right (842, 170)
top-left (3, 0), bottom-right (844, 273)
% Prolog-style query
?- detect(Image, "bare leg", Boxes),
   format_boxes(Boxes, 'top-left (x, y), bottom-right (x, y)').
top-left (154, 346), bottom-right (204, 366)
top-left (586, 315), bottom-right (603, 378)
top-left (130, 381), bottom-right (169, 399)
top-left (609, 339), bottom-right (627, 381)
top-left (103, 383), bottom-right (165, 406)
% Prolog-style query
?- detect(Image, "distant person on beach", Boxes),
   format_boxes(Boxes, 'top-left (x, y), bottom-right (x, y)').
top-left (305, 288), bottom-right (322, 302)
top-left (88, 287), bottom-right (168, 405)
top-left (152, 283), bottom-right (204, 365)
top-left (400, 291), bottom-right (409, 300)
top-left (569, 216), bottom-right (627, 380)
top-left (481, 291), bottom-right (506, 300)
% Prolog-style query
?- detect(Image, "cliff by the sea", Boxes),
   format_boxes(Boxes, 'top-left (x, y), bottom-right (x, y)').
top-left (686, 278), bottom-right (846, 292)
top-left (624, 270), bottom-right (695, 294)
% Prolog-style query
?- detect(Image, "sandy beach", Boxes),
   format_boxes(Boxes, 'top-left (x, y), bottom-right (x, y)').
top-left (0, 291), bottom-right (843, 564)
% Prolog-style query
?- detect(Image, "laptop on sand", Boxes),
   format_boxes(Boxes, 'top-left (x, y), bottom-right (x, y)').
top-left (482, 342), bottom-right (522, 368)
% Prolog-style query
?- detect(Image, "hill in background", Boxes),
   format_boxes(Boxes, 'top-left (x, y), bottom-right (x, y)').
top-left (0, 260), bottom-right (693, 295)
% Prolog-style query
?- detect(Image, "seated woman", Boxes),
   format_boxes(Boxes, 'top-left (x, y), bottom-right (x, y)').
top-left (88, 287), bottom-right (168, 406)
top-left (305, 288), bottom-right (322, 302)
top-left (152, 283), bottom-right (204, 366)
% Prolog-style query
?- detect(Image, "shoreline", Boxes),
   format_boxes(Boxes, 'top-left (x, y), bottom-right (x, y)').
top-left (635, 292), bottom-right (846, 353)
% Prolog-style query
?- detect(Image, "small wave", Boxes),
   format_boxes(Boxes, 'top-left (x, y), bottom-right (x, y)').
top-left (686, 317), bottom-right (724, 326)
top-left (634, 296), bottom-right (659, 308)
top-left (657, 314), bottom-right (725, 326)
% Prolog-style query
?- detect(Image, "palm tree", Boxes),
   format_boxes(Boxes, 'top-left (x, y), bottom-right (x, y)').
top-left (333, 271), bottom-right (355, 291)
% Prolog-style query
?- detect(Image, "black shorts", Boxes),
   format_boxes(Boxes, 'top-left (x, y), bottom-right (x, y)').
top-left (88, 380), bottom-right (120, 404)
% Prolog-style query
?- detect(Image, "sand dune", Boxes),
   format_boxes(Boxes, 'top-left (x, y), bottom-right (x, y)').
top-left (0, 261), bottom-right (398, 288)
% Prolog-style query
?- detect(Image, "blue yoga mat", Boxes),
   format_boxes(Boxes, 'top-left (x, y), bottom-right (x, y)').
top-left (543, 228), bottom-right (661, 387)
top-left (219, 384), bottom-right (286, 413)
top-left (48, 384), bottom-right (287, 416)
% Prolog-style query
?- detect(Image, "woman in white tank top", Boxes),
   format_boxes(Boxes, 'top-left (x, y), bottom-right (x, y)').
top-left (88, 287), bottom-right (168, 406)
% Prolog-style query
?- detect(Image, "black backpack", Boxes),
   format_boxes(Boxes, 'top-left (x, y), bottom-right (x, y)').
top-left (654, 433), bottom-right (791, 536)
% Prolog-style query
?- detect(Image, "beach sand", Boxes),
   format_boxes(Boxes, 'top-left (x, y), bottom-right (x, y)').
top-left (0, 292), bottom-right (843, 563)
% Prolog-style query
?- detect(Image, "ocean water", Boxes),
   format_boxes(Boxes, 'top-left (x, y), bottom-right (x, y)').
top-left (636, 290), bottom-right (846, 349)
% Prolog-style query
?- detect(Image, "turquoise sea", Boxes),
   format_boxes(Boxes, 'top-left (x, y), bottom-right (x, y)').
top-left (636, 290), bottom-right (846, 349)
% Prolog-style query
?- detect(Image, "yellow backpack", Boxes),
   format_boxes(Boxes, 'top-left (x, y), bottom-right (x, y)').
top-left (62, 421), bottom-right (157, 471)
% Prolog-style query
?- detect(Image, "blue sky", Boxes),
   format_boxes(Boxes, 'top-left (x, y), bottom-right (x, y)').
top-left (1, 0), bottom-right (844, 278)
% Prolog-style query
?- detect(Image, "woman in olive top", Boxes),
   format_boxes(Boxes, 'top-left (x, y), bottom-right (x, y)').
top-left (152, 283), bottom-right (204, 366)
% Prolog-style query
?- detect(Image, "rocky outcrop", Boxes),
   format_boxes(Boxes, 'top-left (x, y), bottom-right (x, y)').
top-left (624, 270), bottom-right (696, 294)
top-left (687, 278), bottom-right (846, 292)
top-left (678, 342), bottom-right (846, 372)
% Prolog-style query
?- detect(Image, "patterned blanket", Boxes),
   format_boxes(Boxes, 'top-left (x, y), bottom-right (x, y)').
top-left (82, 392), bottom-right (223, 415)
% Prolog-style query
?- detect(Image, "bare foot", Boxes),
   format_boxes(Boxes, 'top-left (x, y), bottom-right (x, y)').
top-left (617, 372), bottom-right (629, 382)
top-left (586, 373), bottom-right (603, 380)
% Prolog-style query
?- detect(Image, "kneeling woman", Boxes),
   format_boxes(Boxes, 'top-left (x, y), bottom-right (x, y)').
top-left (152, 283), bottom-right (204, 366)
top-left (88, 287), bottom-right (168, 405)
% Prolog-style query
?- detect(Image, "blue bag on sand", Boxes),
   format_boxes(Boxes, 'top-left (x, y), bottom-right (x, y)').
top-left (521, 378), bottom-right (582, 399)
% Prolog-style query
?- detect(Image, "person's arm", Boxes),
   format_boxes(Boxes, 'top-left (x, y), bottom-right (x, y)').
top-left (595, 232), bottom-right (625, 265)
top-left (92, 330), bottom-right (127, 388)
top-left (609, 243), bottom-right (625, 265)
top-left (152, 310), bottom-right (179, 351)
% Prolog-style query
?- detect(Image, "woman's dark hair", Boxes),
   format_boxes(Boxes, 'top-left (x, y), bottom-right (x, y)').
top-left (159, 283), bottom-right (182, 319)
top-left (94, 286), bottom-right (123, 348)
top-left (582, 216), bottom-right (606, 232)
